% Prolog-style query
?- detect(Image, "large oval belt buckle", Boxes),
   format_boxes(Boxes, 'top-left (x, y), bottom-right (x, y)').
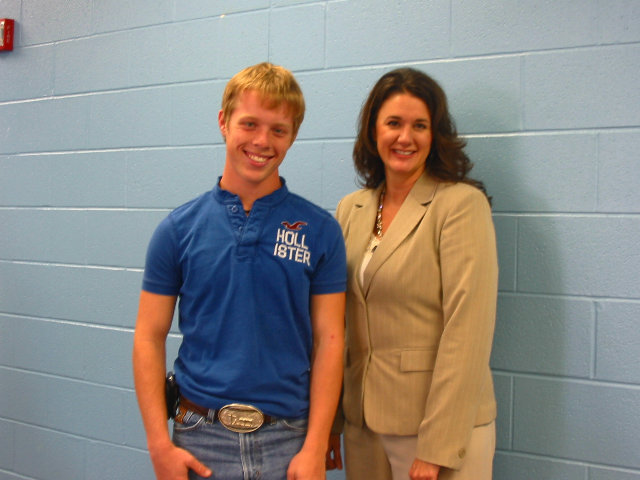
top-left (218, 403), bottom-right (265, 433)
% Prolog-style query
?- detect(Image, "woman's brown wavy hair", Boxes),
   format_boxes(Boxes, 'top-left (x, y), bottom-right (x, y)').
top-left (353, 68), bottom-right (489, 202)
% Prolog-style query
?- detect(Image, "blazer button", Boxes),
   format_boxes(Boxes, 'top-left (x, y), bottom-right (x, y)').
top-left (458, 448), bottom-right (466, 459)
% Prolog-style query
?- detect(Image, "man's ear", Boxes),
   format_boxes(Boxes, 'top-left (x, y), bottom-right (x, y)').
top-left (218, 110), bottom-right (227, 139)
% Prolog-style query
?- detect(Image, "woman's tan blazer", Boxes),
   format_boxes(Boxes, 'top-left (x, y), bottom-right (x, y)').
top-left (335, 173), bottom-right (498, 470)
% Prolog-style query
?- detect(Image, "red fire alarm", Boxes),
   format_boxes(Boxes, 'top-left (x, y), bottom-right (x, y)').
top-left (0, 18), bottom-right (15, 51)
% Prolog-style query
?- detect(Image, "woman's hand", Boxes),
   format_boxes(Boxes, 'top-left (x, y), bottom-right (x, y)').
top-left (409, 458), bottom-right (440, 480)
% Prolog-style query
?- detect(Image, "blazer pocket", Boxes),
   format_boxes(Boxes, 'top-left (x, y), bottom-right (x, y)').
top-left (400, 349), bottom-right (436, 372)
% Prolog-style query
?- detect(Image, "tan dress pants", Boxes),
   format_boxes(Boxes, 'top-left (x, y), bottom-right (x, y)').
top-left (344, 420), bottom-right (495, 480)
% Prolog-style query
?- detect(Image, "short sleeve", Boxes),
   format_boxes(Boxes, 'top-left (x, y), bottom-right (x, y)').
top-left (141, 215), bottom-right (182, 295)
top-left (310, 216), bottom-right (347, 295)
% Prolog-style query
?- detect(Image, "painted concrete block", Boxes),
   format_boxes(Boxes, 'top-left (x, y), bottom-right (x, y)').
top-left (126, 147), bottom-right (224, 208)
top-left (274, 0), bottom-right (318, 6)
top-left (174, 0), bottom-right (269, 21)
top-left (54, 33), bottom-right (130, 94)
top-left (491, 294), bottom-right (593, 377)
top-left (85, 210), bottom-right (167, 268)
top-left (0, 0), bottom-right (21, 25)
top-left (124, 390), bottom-right (149, 449)
top-left (0, 97), bottom-right (90, 154)
top-left (89, 88), bottom-right (172, 149)
top-left (0, 369), bottom-right (9, 413)
top-left (0, 419), bottom-right (13, 470)
top-left (52, 208), bottom-right (85, 265)
top-left (86, 441), bottom-right (156, 479)
top-left (301, 57), bottom-right (520, 139)
top-left (494, 452), bottom-right (586, 480)
top-left (452, 0), bottom-right (600, 56)
top-left (0, 262), bottom-right (142, 327)
top-left (0, 152), bottom-right (127, 208)
top-left (415, 58), bottom-right (522, 135)
top-left (216, 12), bottom-right (270, 76)
top-left (20, 372), bottom-right (125, 443)
top-left (493, 216), bottom-right (516, 292)
top-left (279, 141), bottom-right (323, 207)
top-left (513, 377), bottom-right (640, 469)
top-left (517, 216), bottom-right (640, 297)
top-left (590, 467), bottom-right (640, 480)
top-left (5, 317), bottom-right (141, 390)
top-left (270, 4), bottom-right (325, 71)
top-left (128, 25), bottom-right (174, 86)
top-left (0, 316), bottom-right (11, 366)
top-left (1, 209), bottom-right (89, 264)
top-left (321, 140), bottom-right (360, 210)
top-left (14, 424), bottom-right (85, 479)
top-left (326, 0), bottom-right (449, 67)
top-left (51, 151), bottom-right (128, 207)
top-left (327, 469), bottom-right (346, 480)
top-left (493, 373), bottom-right (512, 450)
top-left (0, 156), bottom-right (49, 206)
top-left (4, 317), bottom-right (86, 379)
top-left (169, 13), bottom-right (269, 83)
top-left (166, 334), bottom-right (182, 364)
top-left (83, 267), bottom-right (143, 328)
top-left (0, 210), bottom-right (46, 261)
top-left (598, 131), bottom-right (640, 213)
top-left (22, 0), bottom-right (91, 45)
top-left (93, 0), bottom-right (172, 33)
top-left (296, 67), bottom-right (384, 140)
top-left (83, 327), bottom-right (136, 388)
top-left (166, 19), bottom-right (221, 83)
top-left (0, 263), bottom-right (74, 319)
top-left (595, 302), bottom-right (640, 384)
top-left (597, 0), bottom-right (640, 44)
top-left (524, 45), bottom-right (640, 129)
top-left (171, 82), bottom-right (226, 146)
top-left (0, 45), bottom-right (53, 102)
top-left (466, 134), bottom-right (598, 213)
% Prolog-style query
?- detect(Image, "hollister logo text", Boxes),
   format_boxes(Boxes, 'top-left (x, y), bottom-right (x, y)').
top-left (273, 221), bottom-right (311, 266)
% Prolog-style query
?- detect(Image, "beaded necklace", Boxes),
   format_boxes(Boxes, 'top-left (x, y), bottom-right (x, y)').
top-left (375, 186), bottom-right (386, 238)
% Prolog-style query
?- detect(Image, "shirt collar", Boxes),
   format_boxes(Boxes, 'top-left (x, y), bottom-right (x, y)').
top-left (212, 176), bottom-right (289, 206)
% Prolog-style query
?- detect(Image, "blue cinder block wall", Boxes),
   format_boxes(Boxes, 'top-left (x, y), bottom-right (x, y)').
top-left (1, 1), bottom-right (639, 479)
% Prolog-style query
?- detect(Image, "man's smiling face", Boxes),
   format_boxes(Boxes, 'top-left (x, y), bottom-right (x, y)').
top-left (219, 89), bottom-right (295, 197)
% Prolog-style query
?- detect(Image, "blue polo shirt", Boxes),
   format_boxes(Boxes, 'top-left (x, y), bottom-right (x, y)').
top-left (142, 179), bottom-right (346, 418)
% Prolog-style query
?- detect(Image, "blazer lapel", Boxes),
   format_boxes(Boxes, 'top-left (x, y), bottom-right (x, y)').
top-left (346, 186), bottom-right (382, 300)
top-left (362, 174), bottom-right (439, 296)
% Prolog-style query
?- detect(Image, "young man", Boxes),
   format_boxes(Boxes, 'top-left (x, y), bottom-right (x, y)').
top-left (133, 63), bottom-right (346, 479)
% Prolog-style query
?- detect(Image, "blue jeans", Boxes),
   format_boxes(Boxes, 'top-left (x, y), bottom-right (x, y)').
top-left (172, 409), bottom-right (308, 479)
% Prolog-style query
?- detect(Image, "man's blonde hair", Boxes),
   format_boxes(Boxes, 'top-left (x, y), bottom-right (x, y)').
top-left (221, 62), bottom-right (305, 136)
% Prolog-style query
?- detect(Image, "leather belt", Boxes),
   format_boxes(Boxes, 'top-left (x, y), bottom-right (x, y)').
top-left (178, 396), bottom-right (276, 433)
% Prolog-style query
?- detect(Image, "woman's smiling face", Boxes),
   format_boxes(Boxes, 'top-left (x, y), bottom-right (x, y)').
top-left (375, 92), bottom-right (432, 184)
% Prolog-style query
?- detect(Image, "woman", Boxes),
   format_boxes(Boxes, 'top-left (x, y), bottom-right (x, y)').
top-left (333, 68), bottom-right (498, 480)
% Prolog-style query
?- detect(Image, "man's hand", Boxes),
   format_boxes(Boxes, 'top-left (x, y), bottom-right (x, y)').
top-left (286, 447), bottom-right (325, 480)
top-left (409, 458), bottom-right (440, 480)
top-left (325, 434), bottom-right (343, 470)
top-left (149, 441), bottom-right (212, 480)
